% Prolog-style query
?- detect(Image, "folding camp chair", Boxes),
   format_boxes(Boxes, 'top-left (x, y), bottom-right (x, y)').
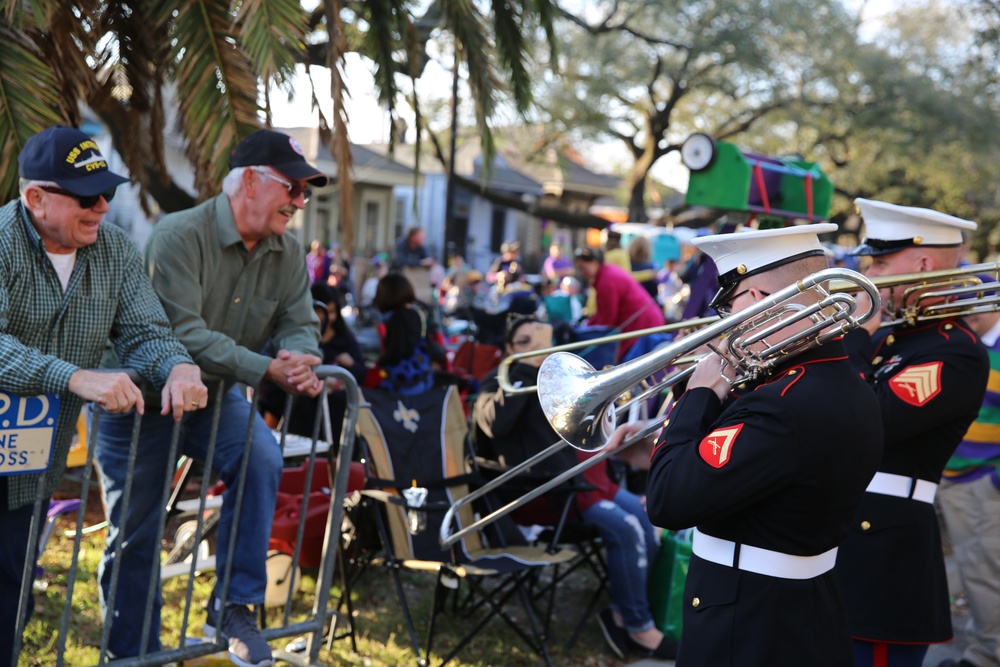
top-left (468, 452), bottom-right (611, 650)
top-left (356, 385), bottom-right (575, 666)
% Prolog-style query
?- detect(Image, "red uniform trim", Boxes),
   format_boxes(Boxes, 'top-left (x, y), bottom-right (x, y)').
top-left (873, 642), bottom-right (887, 667)
top-left (755, 354), bottom-right (848, 397)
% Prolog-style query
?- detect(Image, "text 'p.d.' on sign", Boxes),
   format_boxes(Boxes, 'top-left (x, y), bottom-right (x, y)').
top-left (0, 393), bottom-right (60, 475)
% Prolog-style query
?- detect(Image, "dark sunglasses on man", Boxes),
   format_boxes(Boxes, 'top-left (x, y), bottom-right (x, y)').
top-left (36, 184), bottom-right (117, 209)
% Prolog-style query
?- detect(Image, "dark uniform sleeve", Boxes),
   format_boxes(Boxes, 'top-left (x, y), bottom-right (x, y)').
top-left (843, 328), bottom-right (875, 380)
top-left (645, 386), bottom-right (803, 530)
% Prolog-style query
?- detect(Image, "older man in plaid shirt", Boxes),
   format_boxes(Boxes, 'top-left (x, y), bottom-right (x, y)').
top-left (0, 126), bottom-right (206, 667)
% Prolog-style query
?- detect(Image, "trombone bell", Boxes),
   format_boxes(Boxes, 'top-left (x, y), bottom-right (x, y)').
top-left (537, 353), bottom-right (617, 452)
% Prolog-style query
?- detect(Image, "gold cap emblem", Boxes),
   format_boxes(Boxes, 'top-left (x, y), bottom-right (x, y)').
top-left (736, 264), bottom-right (747, 275)
top-left (913, 236), bottom-right (923, 244)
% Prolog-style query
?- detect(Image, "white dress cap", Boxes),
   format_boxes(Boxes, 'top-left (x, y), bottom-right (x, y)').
top-left (692, 223), bottom-right (838, 286)
top-left (854, 198), bottom-right (976, 256)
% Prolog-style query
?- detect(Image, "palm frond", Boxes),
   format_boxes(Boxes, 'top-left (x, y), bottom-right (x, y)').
top-left (359, 0), bottom-right (411, 108)
top-left (27, 1), bottom-right (99, 128)
top-left (527, 0), bottom-right (558, 68)
top-left (235, 0), bottom-right (308, 89)
top-left (88, 1), bottom-right (170, 209)
top-left (491, 0), bottom-right (532, 113)
top-left (440, 0), bottom-right (502, 172)
top-left (3, 0), bottom-right (51, 29)
top-left (0, 24), bottom-right (66, 200)
top-left (154, 0), bottom-right (263, 197)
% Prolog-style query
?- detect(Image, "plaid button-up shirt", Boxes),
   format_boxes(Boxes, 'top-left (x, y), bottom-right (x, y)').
top-left (0, 200), bottom-right (192, 510)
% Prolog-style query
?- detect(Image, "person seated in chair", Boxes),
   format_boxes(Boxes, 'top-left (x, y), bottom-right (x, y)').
top-left (473, 314), bottom-right (676, 661)
top-left (259, 283), bottom-right (367, 448)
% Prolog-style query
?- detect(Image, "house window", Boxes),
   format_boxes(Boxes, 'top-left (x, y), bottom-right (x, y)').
top-left (394, 195), bottom-right (406, 243)
top-left (315, 207), bottom-right (330, 243)
top-left (363, 200), bottom-right (381, 256)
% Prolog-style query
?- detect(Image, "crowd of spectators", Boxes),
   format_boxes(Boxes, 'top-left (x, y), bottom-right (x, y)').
top-left (303, 224), bottom-right (863, 374)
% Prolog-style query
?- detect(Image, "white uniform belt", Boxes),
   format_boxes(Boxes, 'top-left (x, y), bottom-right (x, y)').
top-left (691, 528), bottom-right (838, 580)
top-left (865, 471), bottom-right (938, 504)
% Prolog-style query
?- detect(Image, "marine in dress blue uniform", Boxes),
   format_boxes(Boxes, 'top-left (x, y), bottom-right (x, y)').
top-left (645, 224), bottom-right (884, 667)
top-left (835, 199), bottom-right (990, 667)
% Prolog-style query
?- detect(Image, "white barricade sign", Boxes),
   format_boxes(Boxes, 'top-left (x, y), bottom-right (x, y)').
top-left (0, 392), bottom-right (60, 475)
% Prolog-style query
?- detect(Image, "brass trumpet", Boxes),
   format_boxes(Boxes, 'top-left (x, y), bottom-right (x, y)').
top-left (537, 268), bottom-right (881, 452)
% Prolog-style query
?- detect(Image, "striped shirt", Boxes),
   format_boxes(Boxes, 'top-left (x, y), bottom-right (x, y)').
top-left (943, 317), bottom-right (1000, 485)
top-left (0, 200), bottom-right (193, 509)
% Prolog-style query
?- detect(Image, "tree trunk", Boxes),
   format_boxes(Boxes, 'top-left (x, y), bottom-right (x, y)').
top-left (627, 175), bottom-right (647, 223)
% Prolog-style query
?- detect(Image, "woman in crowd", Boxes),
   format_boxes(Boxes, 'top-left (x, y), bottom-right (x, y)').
top-left (628, 235), bottom-right (659, 300)
top-left (373, 272), bottom-right (442, 395)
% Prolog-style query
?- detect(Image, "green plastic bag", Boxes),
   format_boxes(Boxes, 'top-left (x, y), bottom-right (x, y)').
top-left (648, 528), bottom-right (692, 642)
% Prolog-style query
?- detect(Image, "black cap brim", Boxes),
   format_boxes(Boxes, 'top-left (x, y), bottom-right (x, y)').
top-left (851, 243), bottom-right (894, 257)
top-left (273, 162), bottom-right (329, 187)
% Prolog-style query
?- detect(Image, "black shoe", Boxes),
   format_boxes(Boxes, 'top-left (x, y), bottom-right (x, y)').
top-left (596, 608), bottom-right (628, 660)
top-left (626, 633), bottom-right (679, 661)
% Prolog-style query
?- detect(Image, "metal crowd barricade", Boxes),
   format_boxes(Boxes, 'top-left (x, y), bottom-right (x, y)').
top-left (10, 365), bottom-right (361, 667)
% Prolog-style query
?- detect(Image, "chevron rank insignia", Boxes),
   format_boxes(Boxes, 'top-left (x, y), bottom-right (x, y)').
top-left (698, 424), bottom-right (744, 468)
top-left (888, 362), bottom-right (943, 407)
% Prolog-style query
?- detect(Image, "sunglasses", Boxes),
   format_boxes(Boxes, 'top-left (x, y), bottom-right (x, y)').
top-left (714, 288), bottom-right (771, 316)
top-left (37, 185), bottom-right (117, 209)
top-left (251, 167), bottom-right (311, 202)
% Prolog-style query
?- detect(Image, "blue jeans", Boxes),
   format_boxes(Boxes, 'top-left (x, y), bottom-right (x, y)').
top-left (94, 386), bottom-right (282, 656)
top-left (0, 500), bottom-right (39, 667)
top-left (580, 487), bottom-right (660, 634)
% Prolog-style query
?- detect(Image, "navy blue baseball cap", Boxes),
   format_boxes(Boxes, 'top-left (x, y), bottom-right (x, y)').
top-left (18, 126), bottom-right (130, 196)
top-left (230, 129), bottom-right (329, 187)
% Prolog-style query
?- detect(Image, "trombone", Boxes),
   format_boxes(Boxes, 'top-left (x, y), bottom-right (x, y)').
top-left (499, 261), bottom-right (1000, 397)
top-left (537, 267), bottom-right (881, 451)
top-left (831, 260), bottom-right (1000, 327)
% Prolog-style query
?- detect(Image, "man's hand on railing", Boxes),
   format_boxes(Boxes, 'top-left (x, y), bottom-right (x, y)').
top-left (68, 369), bottom-right (145, 415)
top-left (267, 349), bottom-right (323, 396)
top-left (160, 362), bottom-right (209, 421)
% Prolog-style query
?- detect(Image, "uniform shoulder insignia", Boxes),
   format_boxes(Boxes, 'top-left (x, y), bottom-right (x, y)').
top-left (698, 424), bottom-right (744, 469)
top-left (888, 361), bottom-right (943, 407)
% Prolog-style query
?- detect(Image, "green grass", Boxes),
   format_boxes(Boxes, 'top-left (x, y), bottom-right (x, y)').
top-left (19, 515), bottom-right (625, 667)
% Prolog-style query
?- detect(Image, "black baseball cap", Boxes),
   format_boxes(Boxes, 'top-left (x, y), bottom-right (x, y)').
top-left (18, 126), bottom-right (130, 196)
top-left (230, 129), bottom-right (329, 187)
